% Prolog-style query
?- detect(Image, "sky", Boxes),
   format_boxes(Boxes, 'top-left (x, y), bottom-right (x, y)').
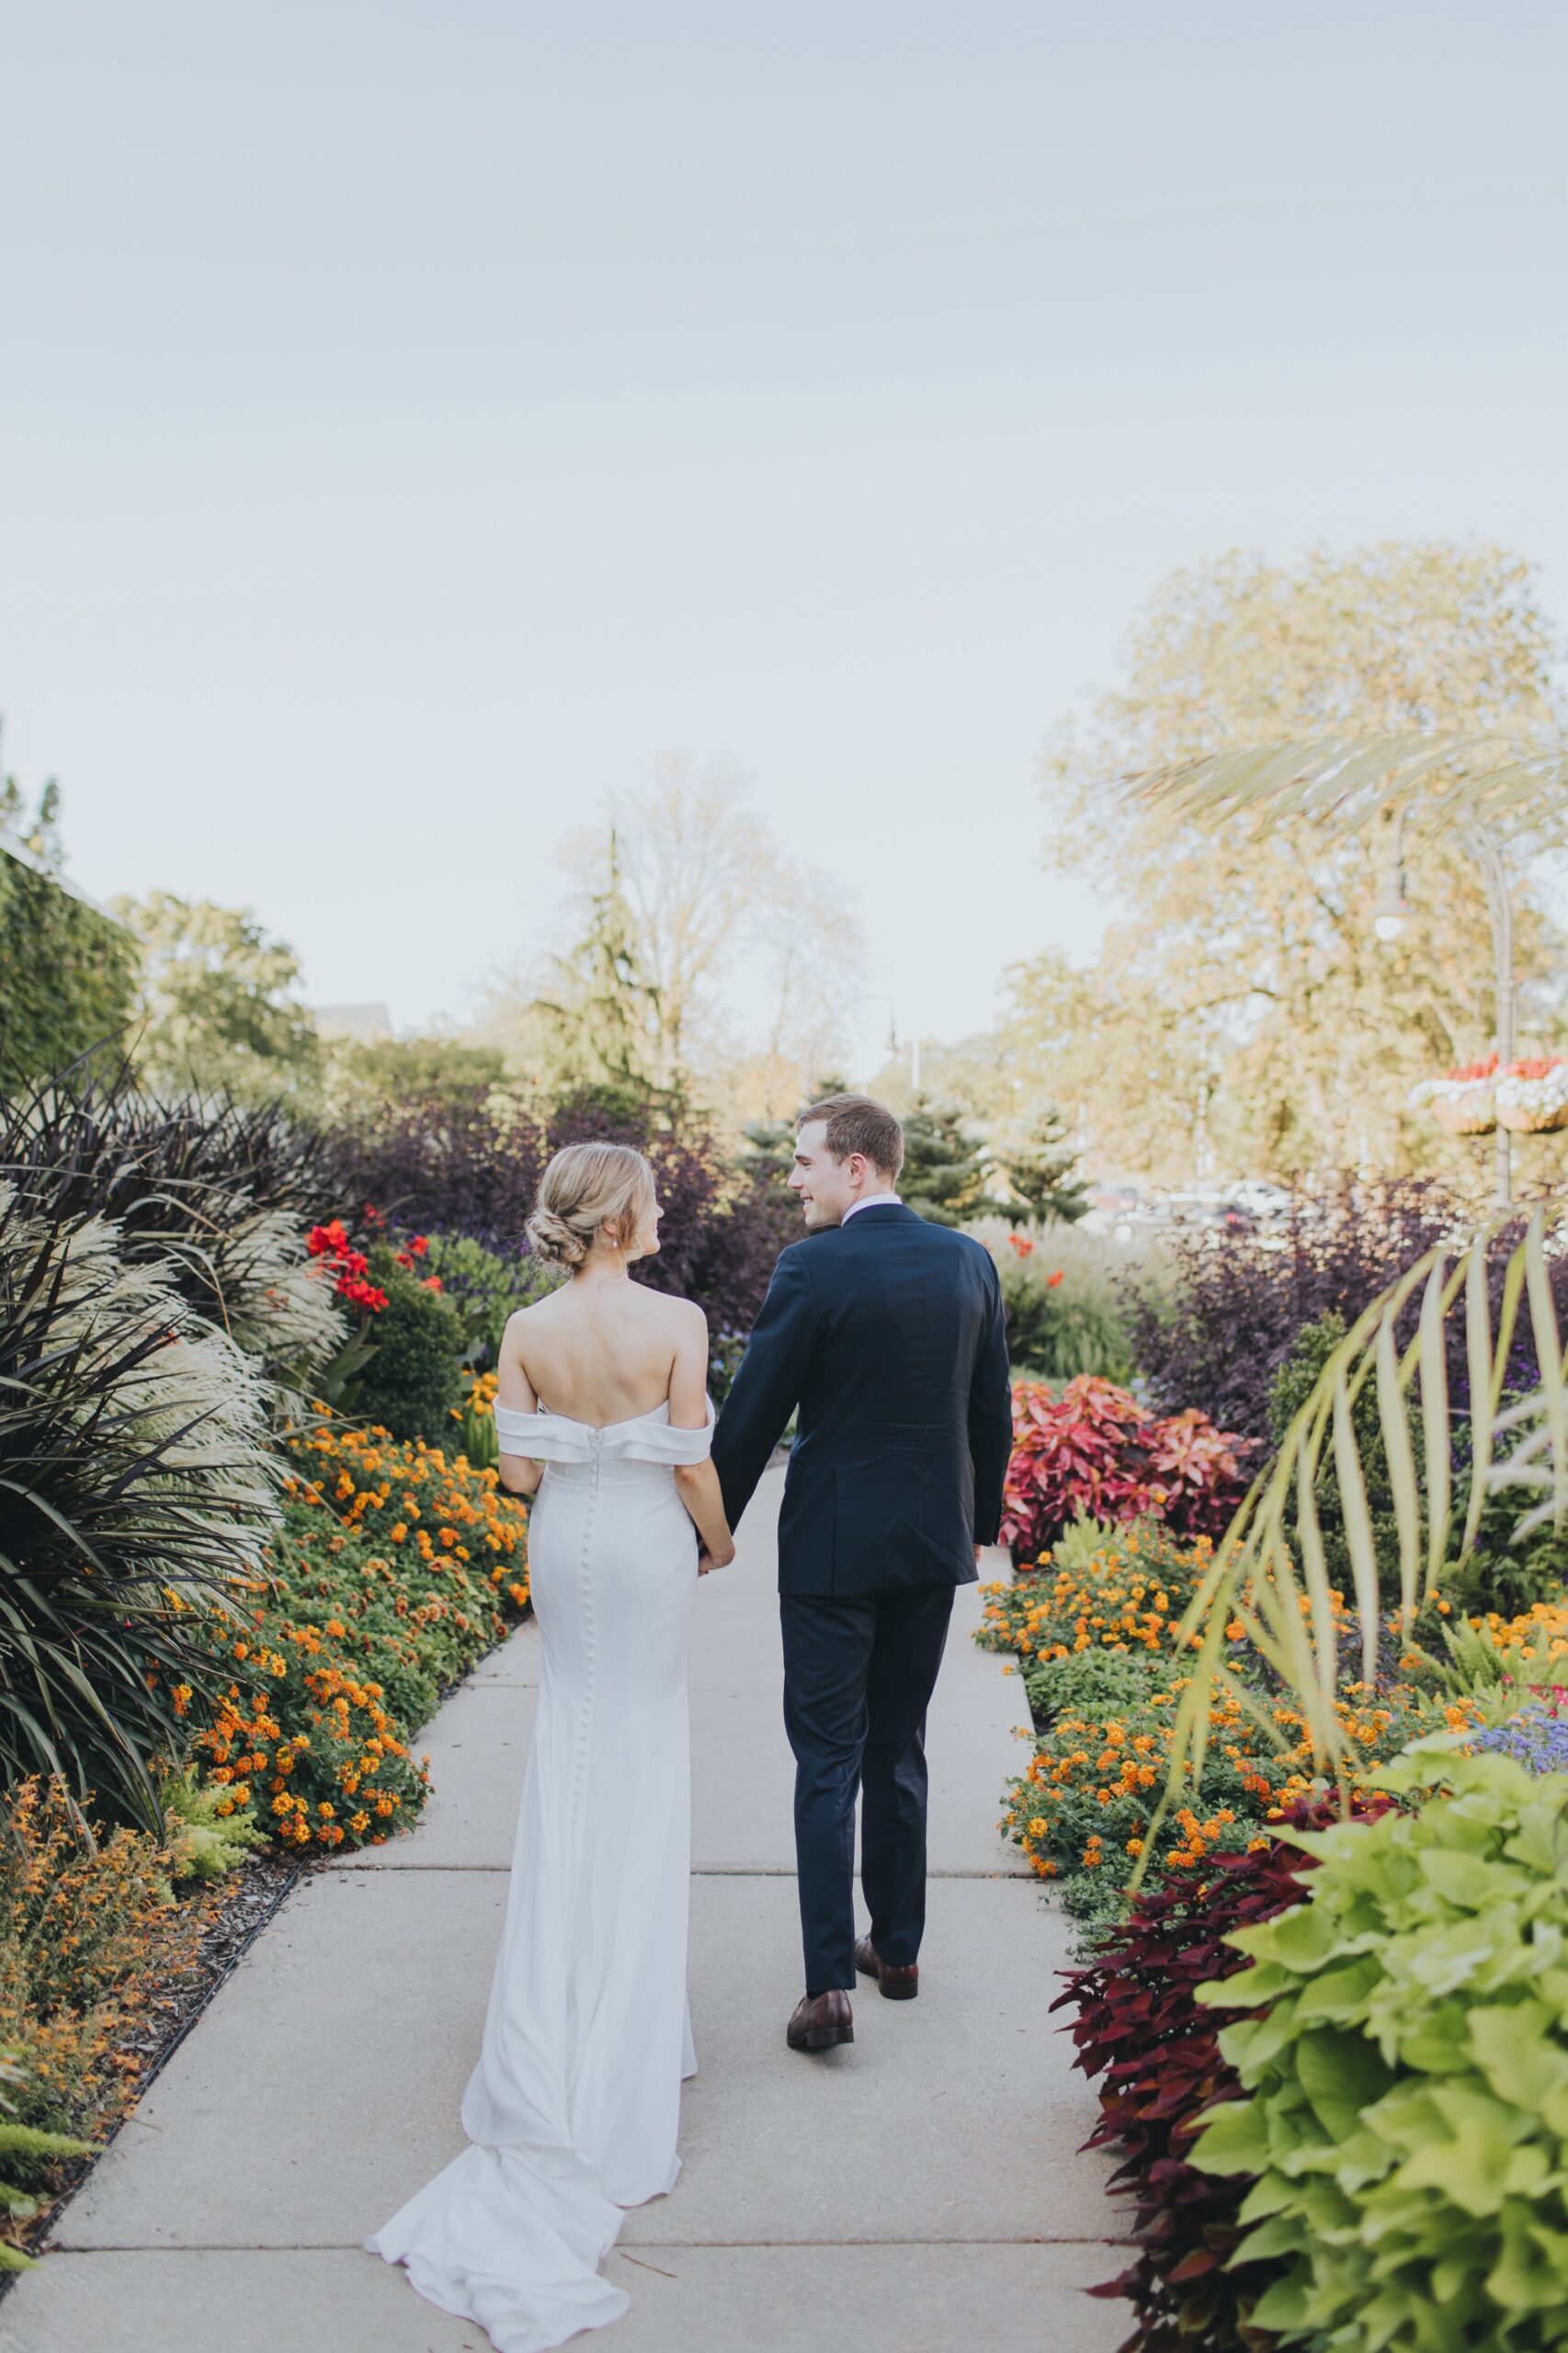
top-left (3, 2), bottom-right (1566, 1079)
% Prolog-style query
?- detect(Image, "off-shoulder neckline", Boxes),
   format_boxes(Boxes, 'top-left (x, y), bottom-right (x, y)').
top-left (520, 1397), bottom-right (712, 1436)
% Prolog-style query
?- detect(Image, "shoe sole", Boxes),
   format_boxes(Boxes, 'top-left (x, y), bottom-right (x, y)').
top-left (788, 2024), bottom-right (855, 2051)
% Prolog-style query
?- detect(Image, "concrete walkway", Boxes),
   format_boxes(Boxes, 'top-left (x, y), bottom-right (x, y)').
top-left (1, 1470), bottom-right (1127, 2353)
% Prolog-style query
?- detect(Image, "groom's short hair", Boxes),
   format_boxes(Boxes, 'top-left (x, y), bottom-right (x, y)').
top-left (798, 1093), bottom-right (904, 1182)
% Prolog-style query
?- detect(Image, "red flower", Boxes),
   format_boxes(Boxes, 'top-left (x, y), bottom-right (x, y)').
top-left (1007, 1235), bottom-right (1035, 1257)
top-left (421, 1275), bottom-right (443, 1293)
top-left (408, 1234), bottom-right (429, 1256)
top-left (336, 1277), bottom-right (389, 1313)
top-left (307, 1219), bottom-right (349, 1259)
top-left (1047, 1269), bottom-right (1064, 1288)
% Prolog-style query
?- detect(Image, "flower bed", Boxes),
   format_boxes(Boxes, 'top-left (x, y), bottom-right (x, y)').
top-left (983, 1520), bottom-right (1478, 1938)
top-left (185, 1415), bottom-right (531, 1855)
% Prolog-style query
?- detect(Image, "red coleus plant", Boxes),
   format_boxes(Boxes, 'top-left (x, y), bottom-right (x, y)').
top-left (999, 1378), bottom-right (1253, 1563)
top-left (1052, 1800), bottom-right (1387, 2353)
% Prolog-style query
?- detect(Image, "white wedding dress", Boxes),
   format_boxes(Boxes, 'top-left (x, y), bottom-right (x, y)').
top-left (366, 1394), bottom-right (714, 2352)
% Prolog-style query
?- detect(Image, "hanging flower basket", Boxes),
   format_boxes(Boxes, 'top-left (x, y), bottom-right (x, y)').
top-left (1412, 1056), bottom-right (1497, 1136)
top-left (1495, 1058), bottom-right (1568, 1134)
top-left (1433, 1090), bottom-right (1497, 1136)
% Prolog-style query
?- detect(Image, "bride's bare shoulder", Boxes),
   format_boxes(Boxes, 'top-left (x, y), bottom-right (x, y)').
top-left (634, 1287), bottom-right (707, 1336)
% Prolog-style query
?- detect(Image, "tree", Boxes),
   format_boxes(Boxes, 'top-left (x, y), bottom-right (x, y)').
top-left (528, 835), bottom-right (666, 1108)
top-left (113, 891), bottom-right (320, 1100)
top-left (545, 758), bottom-right (868, 1132)
top-left (323, 1034), bottom-right (507, 1120)
top-left (0, 778), bottom-right (137, 1091)
top-left (1006, 543), bottom-right (1568, 1184)
top-left (899, 1095), bottom-right (1000, 1226)
top-left (992, 1103), bottom-right (1089, 1224)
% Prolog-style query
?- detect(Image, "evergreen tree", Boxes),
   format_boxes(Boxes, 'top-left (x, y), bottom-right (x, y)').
top-left (738, 1074), bottom-right (854, 1191)
top-left (535, 834), bottom-right (665, 1108)
top-left (992, 1105), bottom-right (1089, 1224)
top-left (898, 1095), bottom-right (1000, 1226)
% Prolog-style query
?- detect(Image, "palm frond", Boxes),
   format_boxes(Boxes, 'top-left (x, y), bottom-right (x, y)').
top-left (1125, 728), bottom-right (1568, 857)
top-left (1139, 1206), bottom-right (1568, 1876)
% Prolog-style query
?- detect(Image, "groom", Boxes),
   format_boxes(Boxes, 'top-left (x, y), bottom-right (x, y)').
top-left (711, 1093), bottom-right (1013, 2052)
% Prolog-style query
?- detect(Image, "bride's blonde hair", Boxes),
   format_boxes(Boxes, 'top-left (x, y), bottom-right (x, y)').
top-left (525, 1142), bottom-right (657, 1272)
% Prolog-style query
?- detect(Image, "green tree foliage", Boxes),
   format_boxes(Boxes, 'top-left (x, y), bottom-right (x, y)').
top-left (991, 1103), bottom-right (1089, 1224)
top-left (1005, 542), bottom-right (1568, 1182)
top-left (899, 1095), bottom-right (999, 1226)
top-left (0, 781), bottom-right (137, 1092)
top-left (112, 891), bottom-right (320, 1101)
top-left (530, 835), bottom-right (666, 1108)
top-left (324, 1035), bottom-right (506, 1119)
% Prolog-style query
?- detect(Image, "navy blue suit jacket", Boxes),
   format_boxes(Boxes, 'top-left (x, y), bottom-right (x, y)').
top-left (711, 1203), bottom-right (1013, 1597)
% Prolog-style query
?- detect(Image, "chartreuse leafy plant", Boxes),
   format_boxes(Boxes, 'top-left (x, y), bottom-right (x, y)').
top-left (1191, 1746), bottom-right (1568, 2351)
top-left (1149, 1207), bottom-right (1568, 1872)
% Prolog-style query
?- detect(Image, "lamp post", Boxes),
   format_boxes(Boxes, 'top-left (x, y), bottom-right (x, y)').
top-left (1370, 810), bottom-right (1516, 1206)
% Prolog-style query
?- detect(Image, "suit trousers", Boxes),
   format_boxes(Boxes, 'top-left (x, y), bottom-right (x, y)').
top-left (778, 1586), bottom-right (955, 1995)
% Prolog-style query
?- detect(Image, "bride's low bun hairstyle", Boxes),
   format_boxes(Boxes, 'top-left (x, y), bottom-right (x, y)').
top-left (526, 1142), bottom-right (657, 1272)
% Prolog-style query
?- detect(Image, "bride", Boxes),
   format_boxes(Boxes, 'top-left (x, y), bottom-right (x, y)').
top-left (367, 1141), bottom-right (736, 2352)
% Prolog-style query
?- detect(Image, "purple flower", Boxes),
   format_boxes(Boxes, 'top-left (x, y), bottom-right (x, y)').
top-left (1474, 1704), bottom-right (1568, 1776)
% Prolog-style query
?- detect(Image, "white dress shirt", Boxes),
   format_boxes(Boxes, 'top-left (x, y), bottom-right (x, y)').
top-left (840, 1190), bottom-right (903, 1224)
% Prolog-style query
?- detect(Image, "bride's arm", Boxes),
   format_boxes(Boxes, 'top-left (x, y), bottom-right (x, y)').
top-left (495, 1313), bottom-right (546, 1496)
top-left (670, 1306), bottom-right (735, 1572)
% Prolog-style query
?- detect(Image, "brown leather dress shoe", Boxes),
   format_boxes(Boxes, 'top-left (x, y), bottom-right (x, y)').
top-left (854, 1936), bottom-right (919, 2000)
top-left (787, 1989), bottom-right (854, 2051)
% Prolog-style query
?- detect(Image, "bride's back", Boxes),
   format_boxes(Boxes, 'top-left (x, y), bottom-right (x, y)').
top-left (511, 1277), bottom-right (692, 1429)
top-left (500, 1140), bottom-right (709, 1431)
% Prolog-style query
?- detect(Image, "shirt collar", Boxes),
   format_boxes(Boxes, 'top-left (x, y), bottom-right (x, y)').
top-left (841, 1191), bottom-right (904, 1224)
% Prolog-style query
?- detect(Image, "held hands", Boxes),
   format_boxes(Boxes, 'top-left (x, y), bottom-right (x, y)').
top-left (698, 1541), bottom-right (736, 1576)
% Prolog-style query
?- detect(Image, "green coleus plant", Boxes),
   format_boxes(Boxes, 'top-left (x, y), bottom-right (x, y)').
top-left (1190, 1744), bottom-right (1568, 2351)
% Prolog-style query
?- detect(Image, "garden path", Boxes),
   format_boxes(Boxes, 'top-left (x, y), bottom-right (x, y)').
top-left (0, 1469), bottom-right (1128, 2353)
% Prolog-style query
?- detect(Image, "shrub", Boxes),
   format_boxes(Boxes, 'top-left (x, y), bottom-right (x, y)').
top-left (1192, 1747), bottom-right (1568, 2352)
top-left (0, 1184), bottom-right (278, 1834)
top-left (0, 1776), bottom-right (199, 2147)
top-left (1127, 1176), bottom-right (1468, 1440)
top-left (331, 1083), bottom-right (784, 1363)
top-left (1269, 1311), bottom-right (1568, 1622)
top-left (1055, 1817), bottom-right (1338, 2352)
top-left (1000, 1377), bottom-right (1253, 1563)
top-left (348, 1243), bottom-right (467, 1443)
top-left (420, 1231), bottom-right (562, 1370)
top-left (992, 1241), bottom-right (1131, 1381)
top-left (0, 787), bottom-right (139, 1092)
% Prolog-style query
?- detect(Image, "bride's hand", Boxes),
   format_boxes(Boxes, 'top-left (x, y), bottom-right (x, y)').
top-left (698, 1541), bottom-right (736, 1575)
